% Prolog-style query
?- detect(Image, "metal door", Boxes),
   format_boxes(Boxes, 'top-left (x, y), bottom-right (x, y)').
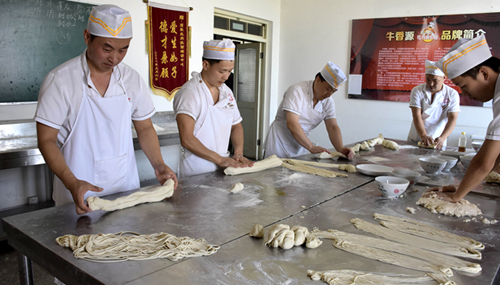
top-left (234, 42), bottom-right (262, 159)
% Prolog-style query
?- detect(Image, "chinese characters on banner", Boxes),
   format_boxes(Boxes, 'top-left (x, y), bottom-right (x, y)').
top-left (148, 4), bottom-right (189, 101)
top-left (349, 13), bottom-right (500, 107)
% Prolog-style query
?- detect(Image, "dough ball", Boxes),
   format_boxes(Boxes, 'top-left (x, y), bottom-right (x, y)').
top-left (230, 183), bottom-right (244, 193)
top-left (249, 224), bottom-right (264, 238)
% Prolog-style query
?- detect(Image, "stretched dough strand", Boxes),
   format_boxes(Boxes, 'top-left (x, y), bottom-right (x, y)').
top-left (56, 231), bottom-right (219, 262)
top-left (224, 155), bottom-right (282, 175)
top-left (282, 160), bottom-right (348, 178)
top-left (87, 179), bottom-right (175, 212)
top-left (307, 269), bottom-right (456, 285)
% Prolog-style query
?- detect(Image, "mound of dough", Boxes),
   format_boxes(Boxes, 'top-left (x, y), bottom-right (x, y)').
top-left (230, 182), bottom-right (244, 193)
top-left (56, 231), bottom-right (219, 262)
top-left (338, 164), bottom-right (356, 173)
top-left (418, 141), bottom-right (437, 149)
top-left (382, 139), bottom-right (400, 150)
top-left (486, 171), bottom-right (500, 183)
top-left (416, 193), bottom-right (482, 218)
top-left (224, 155), bottom-right (282, 175)
top-left (249, 224), bottom-right (264, 238)
top-left (87, 179), bottom-right (175, 212)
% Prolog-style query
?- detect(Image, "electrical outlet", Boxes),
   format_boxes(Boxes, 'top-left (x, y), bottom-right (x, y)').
top-left (28, 196), bottom-right (38, 205)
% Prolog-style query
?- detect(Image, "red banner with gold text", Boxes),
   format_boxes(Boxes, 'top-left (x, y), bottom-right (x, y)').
top-left (148, 5), bottom-right (189, 101)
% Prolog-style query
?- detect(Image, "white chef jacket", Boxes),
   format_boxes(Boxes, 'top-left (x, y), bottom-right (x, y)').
top-left (35, 52), bottom-right (155, 205)
top-left (173, 71), bottom-right (242, 178)
top-left (407, 83), bottom-right (460, 143)
top-left (264, 80), bottom-right (336, 158)
top-left (485, 74), bottom-right (500, 141)
top-left (35, 52), bottom-right (155, 146)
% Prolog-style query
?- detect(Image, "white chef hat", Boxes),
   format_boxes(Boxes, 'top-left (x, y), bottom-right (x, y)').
top-left (203, 39), bottom-right (235, 60)
top-left (320, 61), bottom-right (347, 89)
top-left (88, 5), bottom-right (133, 39)
top-left (425, 60), bottom-right (445, 76)
top-left (436, 35), bottom-right (492, 79)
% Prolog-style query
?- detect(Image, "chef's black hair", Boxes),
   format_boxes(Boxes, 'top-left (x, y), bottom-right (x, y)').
top-left (203, 58), bottom-right (221, 65)
top-left (315, 72), bottom-right (326, 81)
top-left (461, 57), bottom-right (500, 79)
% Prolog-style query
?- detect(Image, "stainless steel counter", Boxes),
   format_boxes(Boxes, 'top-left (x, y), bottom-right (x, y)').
top-left (3, 140), bottom-right (500, 284)
top-left (0, 111), bottom-right (180, 170)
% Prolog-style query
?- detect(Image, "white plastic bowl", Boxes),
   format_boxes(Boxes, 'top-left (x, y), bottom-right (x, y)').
top-left (375, 176), bottom-right (410, 198)
top-left (460, 154), bottom-right (475, 168)
top-left (390, 169), bottom-right (421, 187)
top-left (419, 157), bottom-right (447, 174)
top-left (472, 141), bottom-right (483, 153)
top-left (438, 155), bottom-right (458, 172)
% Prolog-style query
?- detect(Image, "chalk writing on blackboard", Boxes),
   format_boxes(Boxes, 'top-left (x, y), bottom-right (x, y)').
top-left (0, 0), bottom-right (95, 103)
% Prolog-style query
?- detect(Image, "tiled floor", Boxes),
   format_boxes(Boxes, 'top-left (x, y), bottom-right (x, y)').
top-left (0, 241), bottom-right (54, 285)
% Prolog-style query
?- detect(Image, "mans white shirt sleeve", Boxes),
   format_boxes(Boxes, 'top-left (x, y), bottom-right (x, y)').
top-left (281, 85), bottom-right (305, 116)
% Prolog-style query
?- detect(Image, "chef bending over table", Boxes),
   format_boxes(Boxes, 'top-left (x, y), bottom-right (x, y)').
top-left (429, 35), bottom-right (500, 201)
top-left (264, 62), bottom-right (354, 159)
top-left (35, 5), bottom-right (177, 215)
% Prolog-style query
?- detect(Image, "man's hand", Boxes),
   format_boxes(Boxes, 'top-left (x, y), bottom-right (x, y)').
top-left (425, 185), bottom-right (459, 202)
top-left (434, 137), bottom-right (445, 149)
top-left (309, 146), bottom-right (329, 154)
top-left (154, 163), bottom-right (178, 189)
top-left (217, 157), bottom-right (242, 168)
top-left (420, 135), bottom-right (434, 146)
top-left (68, 180), bottom-right (103, 215)
top-left (340, 147), bottom-right (354, 160)
top-left (233, 154), bottom-right (254, 168)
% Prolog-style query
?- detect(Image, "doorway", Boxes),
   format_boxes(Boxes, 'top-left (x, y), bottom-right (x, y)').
top-left (213, 10), bottom-right (268, 159)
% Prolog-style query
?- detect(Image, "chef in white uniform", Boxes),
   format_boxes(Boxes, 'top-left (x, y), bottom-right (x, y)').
top-left (428, 35), bottom-right (500, 201)
top-left (407, 60), bottom-right (460, 149)
top-left (35, 5), bottom-right (177, 215)
top-left (264, 62), bottom-right (354, 159)
top-left (174, 39), bottom-right (253, 178)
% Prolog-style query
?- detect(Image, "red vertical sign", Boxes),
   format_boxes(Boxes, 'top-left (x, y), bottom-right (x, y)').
top-left (148, 5), bottom-right (189, 101)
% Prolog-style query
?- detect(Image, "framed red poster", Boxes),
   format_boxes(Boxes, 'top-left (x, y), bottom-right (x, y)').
top-left (349, 13), bottom-right (500, 106)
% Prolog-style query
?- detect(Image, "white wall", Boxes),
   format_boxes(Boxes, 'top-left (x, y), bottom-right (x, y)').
top-left (279, 0), bottom-right (499, 148)
top-left (0, 0), bottom-right (281, 123)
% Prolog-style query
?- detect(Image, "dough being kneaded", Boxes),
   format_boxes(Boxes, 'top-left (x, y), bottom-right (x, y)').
top-left (418, 141), bottom-right (437, 149)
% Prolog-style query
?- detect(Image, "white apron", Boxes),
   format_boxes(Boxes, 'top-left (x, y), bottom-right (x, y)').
top-left (408, 95), bottom-right (449, 146)
top-left (52, 78), bottom-right (139, 206)
top-left (265, 99), bottom-right (325, 158)
top-left (178, 79), bottom-right (233, 178)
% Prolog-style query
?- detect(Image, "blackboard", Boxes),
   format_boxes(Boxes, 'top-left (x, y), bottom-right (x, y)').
top-left (0, 0), bottom-right (94, 103)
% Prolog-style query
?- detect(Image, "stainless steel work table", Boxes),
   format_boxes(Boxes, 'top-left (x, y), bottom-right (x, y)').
top-left (136, 182), bottom-right (500, 285)
top-left (3, 140), bottom-right (500, 284)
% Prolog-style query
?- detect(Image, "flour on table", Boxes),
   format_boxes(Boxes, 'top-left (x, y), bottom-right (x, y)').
top-left (416, 193), bottom-right (482, 218)
top-left (87, 179), bottom-right (175, 212)
top-left (56, 231), bottom-right (219, 262)
top-left (230, 182), bottom-right (244, 193)
top-left (224, 155), bottom-right (282, 175)
top-left (482, 218), bottom-right (498, 225)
